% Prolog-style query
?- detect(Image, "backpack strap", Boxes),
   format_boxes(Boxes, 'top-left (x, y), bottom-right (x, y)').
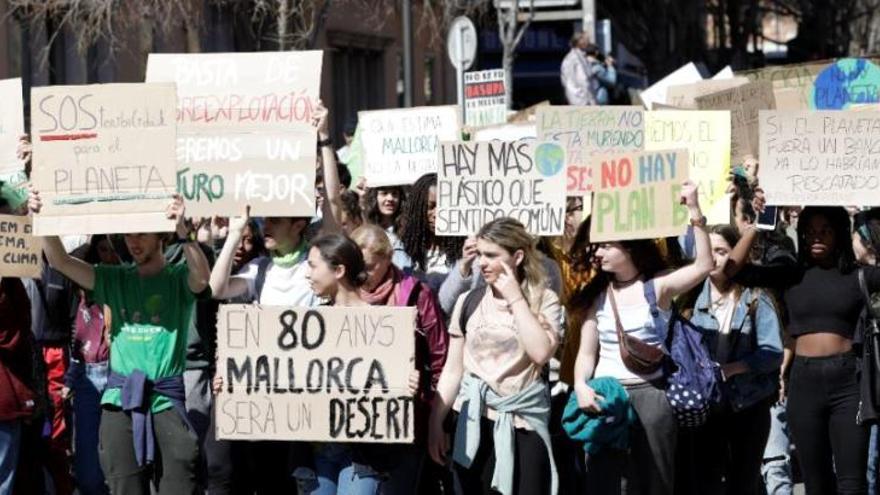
top-left (642, 278), bottom-right (660, 317)
top-left (254, 257), bottom-right (273, 303)
top-left (458, 286), bottom-right (487, 336)
top-left (642, 279), bottom-right (675, 348)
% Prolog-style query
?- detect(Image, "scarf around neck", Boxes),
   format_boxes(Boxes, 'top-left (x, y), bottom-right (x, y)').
top-left (271, 240), bottom-right (307, 269)
top-left (359, 265), bottom-right (401, 305)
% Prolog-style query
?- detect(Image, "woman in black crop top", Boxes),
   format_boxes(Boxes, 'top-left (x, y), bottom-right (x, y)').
top-left (730, 206), bottom-right (880, 495)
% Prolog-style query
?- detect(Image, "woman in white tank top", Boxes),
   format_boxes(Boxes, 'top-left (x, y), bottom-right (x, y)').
top-left (571, 181), bottom-right (713, 495)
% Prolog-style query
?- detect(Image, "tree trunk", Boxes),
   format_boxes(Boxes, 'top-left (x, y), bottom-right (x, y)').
top-left (278, 0), bottom-right (290, 51)
top-left (185, 18), bottom-right (201, 53)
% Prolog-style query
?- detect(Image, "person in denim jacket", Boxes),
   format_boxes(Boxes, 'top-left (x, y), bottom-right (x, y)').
top-left (682, 225), bottom-right (784, 494)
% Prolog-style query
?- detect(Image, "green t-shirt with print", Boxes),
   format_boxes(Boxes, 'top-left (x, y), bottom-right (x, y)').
top-left (94, 263), bottom-right (196, 413)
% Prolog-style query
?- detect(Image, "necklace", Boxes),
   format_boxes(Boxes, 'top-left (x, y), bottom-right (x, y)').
top-left (611, 274), bottom-right (640, 288)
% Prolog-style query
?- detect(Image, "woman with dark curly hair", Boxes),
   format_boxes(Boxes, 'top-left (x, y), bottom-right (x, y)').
top-left (397, 173), bottom-right (464, 291)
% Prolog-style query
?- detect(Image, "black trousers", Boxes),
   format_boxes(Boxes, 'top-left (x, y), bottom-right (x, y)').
top-left (452, 415), bottom-right (551, 495)
top-left (788, 351), bottom-right (869, 495)
top-left (681, 398), bottom-right (772, 495)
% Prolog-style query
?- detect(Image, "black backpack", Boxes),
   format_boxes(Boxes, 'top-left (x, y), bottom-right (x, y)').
top-left (457, 286), bottom-right (487, 335)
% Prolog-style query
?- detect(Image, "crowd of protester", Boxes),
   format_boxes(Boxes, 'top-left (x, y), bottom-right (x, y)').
top-left (1, 102), bottom-right (879, 495)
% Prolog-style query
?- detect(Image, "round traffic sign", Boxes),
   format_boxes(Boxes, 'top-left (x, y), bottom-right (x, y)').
top-left (447, 16), bottom-right (478, 71)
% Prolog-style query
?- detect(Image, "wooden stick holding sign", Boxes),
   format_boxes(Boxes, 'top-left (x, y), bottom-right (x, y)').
top-left (30, 83), bottom-right (178, 235)
top-left (0, 215), bottom-right (42, 278)
top-left (590, 149), bottom-right (690, 242)
top-left (216, 304), bottom-right (416, 443)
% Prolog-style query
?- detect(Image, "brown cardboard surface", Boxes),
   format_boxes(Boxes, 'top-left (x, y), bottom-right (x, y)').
top-left (215, 304), bottom-right (417, 442)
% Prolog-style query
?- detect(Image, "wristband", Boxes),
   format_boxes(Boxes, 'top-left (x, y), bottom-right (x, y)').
top-left (507, 296), bottom-right (525, 307)
top-left (690, 215), bottom-right (707, 227)
top-left (318, 137), bottom-right (333, 148)
top-left (177, 228), bottom-right (197, 244)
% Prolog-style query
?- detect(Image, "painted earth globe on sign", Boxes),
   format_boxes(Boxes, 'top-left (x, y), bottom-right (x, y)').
top-left (535, 142), bottom-right (564, 177)
top-left (812, 57), bottom-right (880, 110)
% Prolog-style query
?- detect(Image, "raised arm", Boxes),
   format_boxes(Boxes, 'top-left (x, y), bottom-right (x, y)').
top-left (315, 101), bottom-right (343, 234)
top-left (654, 180), bottom-right (713, 309)
top-left (28, 186), bottom-right (95, 290)
top-left (209, 206), bottom-right (250, 300)
top-left (169, 196), bottom-right (210, 294)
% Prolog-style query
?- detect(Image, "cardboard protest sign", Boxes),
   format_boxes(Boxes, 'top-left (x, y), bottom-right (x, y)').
top-left (215, 304), bottom-right (416, 442)
top-left (146, 52), bottom-right (321, 217)
top-left (639, 62), bottom-right (702, 110)
top-left (811, 58), bottom-right (880, 110)
top-left (436, 140), bottom-right (566, 236)
top-left (590, 149), bottom-right (690, 242)
top-left (31, 83), bottom-right (177, 235)
top-left (645, 110), bottom-right (731, 223)
top-left (696, 81), bottom-right (776, 166)
top-left (665, 78), bottom-right (749, 109)
top-left (758, 110), bottom-right (880, 206)
top-left (0, 215), bottom-right (42, 278)
top-left (359, 106), bottom-right (460, 186)
top-left (464, 69), bottom-right (507, 127)
top-left (537, 106), bottom-right (644, 194)
top-left (739, 61), bottom-right (827, 110)
top-left (0, 79), bottom-right (27, 208)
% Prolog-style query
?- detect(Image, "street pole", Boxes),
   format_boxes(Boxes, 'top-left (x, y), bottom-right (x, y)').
top-left (582, 0), bottom-right (596, 42)
top-left (457, 26), bottom-right (466, 123)
top-left (402, 0), bottom-right (414, 107)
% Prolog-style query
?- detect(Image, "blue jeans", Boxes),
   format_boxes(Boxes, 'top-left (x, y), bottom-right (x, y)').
top-left (762, 402), bottom-right (793, 495)
top-left (0, 420), bottom-right (22, 494)
top-left (71, 360), bottom-right (109, 495)
top-left (301, 444), bottom-right (380, 495)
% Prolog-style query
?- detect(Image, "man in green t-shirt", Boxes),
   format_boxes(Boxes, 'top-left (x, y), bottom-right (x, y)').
top-left (29, 190), bottom-right (211, 495)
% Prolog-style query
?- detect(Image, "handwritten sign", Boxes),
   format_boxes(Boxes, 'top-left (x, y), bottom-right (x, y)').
top-left (639, 62), bottom-right (702, 110)
top-left (436, 140), bottom-right (566, 236)
top-left (645, 110), bottom-right (731, 223)
top-left (146, 52), bottom-right (321, 217)
top-left (590, 149), bottom-right (690, 242)
top-left (0, 78), bottom-right (27, 208)
top-left (665, 78), bottom-right (749, 109)
top-left (696, 81), bottom-right (776, 166)
top-left (31, 83), bottom-right (177, 235)
top-left (537, 106), bottom-right (644, 194)
top-left (216, 304), bottom-right (416, 442)
top-left (812, 58), bottom-right (880, 110)
top-left (0, 215), bottom-right (41, 278)
top-left (464, 69), bottom-right (507, 127)
top-left (360, 106), bottom-right (460, 186)
top-left (758, 110), bottom-right (880, 206)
